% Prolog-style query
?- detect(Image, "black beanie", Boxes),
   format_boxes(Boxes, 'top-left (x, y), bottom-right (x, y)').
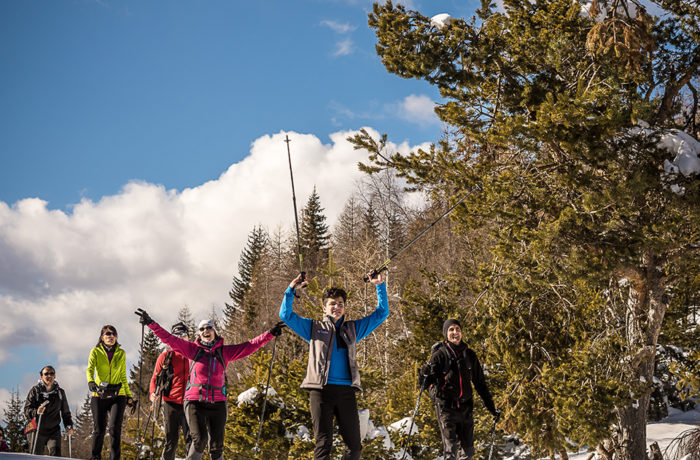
top-left (442, 318), bottom-right (461, 339)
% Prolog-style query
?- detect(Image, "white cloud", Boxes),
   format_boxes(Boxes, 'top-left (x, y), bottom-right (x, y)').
top-left (0, 387), bottom-right (11, 421)
top-left (395, 94), bottom-right (440, 126)
top-left (333, 38), bottom-right (354, 56)
top-left (0, 128), bottom-right (426, 411)
top-left (320, 20), bottom-right (357, 34)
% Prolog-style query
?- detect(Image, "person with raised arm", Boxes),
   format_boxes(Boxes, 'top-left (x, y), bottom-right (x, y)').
top-left (134, 309), bottom-right (285, 460)
top-left (279, 271), bottom-right (388, 460)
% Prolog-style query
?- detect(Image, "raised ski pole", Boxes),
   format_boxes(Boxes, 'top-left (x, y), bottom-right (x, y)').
top-left (284, 134), bottom-right (306, 286)
top-left (253, 333), bottom-right (279, 456)
top-left (364, 192), bottom-right (471, 281)
top-left (399, 383), bottom-right (426, 460)
top-left (135, 321), bottom-right (146, 451)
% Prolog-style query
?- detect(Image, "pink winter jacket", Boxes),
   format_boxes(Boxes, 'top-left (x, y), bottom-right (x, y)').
top-left (148, 321), bottom-right (274, 402)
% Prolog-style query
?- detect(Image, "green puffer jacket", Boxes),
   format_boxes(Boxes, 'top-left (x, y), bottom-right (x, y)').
top-left (86, 343), bottom-right (132, 397)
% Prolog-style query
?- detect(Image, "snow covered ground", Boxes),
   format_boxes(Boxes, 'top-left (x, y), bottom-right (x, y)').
top-left (0, 407), bottom-right (697, 459)
top-left (566, 407), bottom-right (700, 460)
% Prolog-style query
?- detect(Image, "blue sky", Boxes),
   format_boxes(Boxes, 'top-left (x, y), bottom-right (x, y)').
top-left (1, 0), bottom-right (477, 211)
top-left (0, 0), bottom-right (481, 415)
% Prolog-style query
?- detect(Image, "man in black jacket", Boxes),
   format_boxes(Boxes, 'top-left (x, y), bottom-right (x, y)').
top-left (421, 319), bottom-right (499, 460)
top-left (24, 365), bottom-right (73, 456)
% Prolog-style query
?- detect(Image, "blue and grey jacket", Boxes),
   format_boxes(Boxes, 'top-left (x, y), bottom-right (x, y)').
top-left (279, 283), bottom-right (389, 391)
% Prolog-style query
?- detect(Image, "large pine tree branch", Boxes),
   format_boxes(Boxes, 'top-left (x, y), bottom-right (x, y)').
top-left (655, 52), bottom-right (700, 124)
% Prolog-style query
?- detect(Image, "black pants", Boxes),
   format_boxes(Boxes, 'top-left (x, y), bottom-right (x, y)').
top-left (184, 400), bottom-right (227, 460)
top-left (27, 430), bottom-right (61, 456)
top-left (309, 385), bottom-right (362, 460)
top-left (91, 395), bottom-right (127, 460)
top-left (161, 401), bottom-right (191, 460)
top-left (435, 401), bottom-right (475, 460)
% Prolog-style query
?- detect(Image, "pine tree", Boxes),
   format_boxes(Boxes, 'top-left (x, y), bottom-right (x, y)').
top-left (361, 1), bottom-right (700, 458)
top-left (224, 225), bottom-right (269, 332)
top-left (2, 388), bottom-right (28, 452)
top-left (299, 187), bottom-right (330, 274)
top-left (176, 305), bottom-right (197, 340)
top-left (71, 393), bottom-right (94, 459)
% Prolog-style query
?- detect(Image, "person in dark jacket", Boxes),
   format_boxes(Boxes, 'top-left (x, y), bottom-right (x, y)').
top-left (149, 322), bottom-right (192, 460)
top-left (279, 271), bottom-right (388, 460)
top-left (23, 365), bottom-right (73, 456)
top-left (420, 319), bottom-right (499, 460)
top-left (0, 426), bottom-right (12, 452)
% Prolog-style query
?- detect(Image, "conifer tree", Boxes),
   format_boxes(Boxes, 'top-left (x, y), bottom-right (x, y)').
top-left (71, 393), bottom-right (94, 459)
top-left (176, 305), bottom-right (197, 340)
top-left (2, 388), bottom-right (28, 452)
top-left (360, 0), bottom-right (700, 458)
top-left (299, 187), bottom-right (330, 274)
top-left (225, 225), bottom-right (268, 331)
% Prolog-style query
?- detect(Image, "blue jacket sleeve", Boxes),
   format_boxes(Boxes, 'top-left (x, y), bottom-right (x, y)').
top-left (355, 283), bottom-right (389, 342)
top-left (279, 286), bottom-right (312, 342)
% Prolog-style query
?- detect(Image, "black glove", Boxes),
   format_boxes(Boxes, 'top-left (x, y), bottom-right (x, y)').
top-left (492, 409), bottom-right (501, 422)
top-left (127, 397), bottom-right (137, 415)
top-left (134, 308), bottom-right (153, 326)
top-left (270, 321), bottom-right (286, 337)
top-left (88, 381), bottom-right (99, 393)
top-left (418, 364), bottom-right (432, 389)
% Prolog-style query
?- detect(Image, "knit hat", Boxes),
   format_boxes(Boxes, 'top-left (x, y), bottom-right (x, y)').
top-left (442, 318), bottom-right (461, 340)
top-left (198, 319), bottom-right (216, 334)
top-left (171, 322), bottom-right (189, 336)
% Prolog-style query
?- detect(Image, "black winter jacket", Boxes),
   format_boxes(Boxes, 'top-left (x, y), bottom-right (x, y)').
top-left (24, 381), bottom-right (73, 436)
top-left (426, 341), bottom-right (497, 414)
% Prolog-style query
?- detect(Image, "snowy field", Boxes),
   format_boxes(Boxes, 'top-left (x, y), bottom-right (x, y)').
top-left (0, 407), bottom-right (697, 459)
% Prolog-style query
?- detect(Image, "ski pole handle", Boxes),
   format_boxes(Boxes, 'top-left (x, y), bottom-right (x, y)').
top-left (363, 266), bottom-right (387, 282)
top-left (292, 271), bottom-right (306, 289)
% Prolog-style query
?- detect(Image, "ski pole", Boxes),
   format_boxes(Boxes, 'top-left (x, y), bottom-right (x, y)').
top-left (284, 134), bottom-right (306, 287)
top-left (399, 384), bottom-right (425, 460)
top-left (31, 403), bottom-right (48, 455)
top-left (364, 192), bottom-right (472, 281)
top-left (488, 416), bottom-right (497, 460)
top-left (136, 321), bottom-right (146, 446)
top-left (68, 432), bottom-right (72, 458)
top-left (254, 334), bottom-right (279, 455)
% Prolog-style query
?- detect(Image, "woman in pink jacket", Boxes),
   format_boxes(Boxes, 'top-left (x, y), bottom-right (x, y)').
top-left (135, 308), bottom-right (285, 460)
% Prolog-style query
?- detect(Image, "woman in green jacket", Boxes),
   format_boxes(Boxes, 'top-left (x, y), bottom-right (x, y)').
top-left (86, 325), bottom-right (134, 460)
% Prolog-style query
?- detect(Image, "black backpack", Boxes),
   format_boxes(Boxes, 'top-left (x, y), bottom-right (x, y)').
top-left (428, 341), bottom-right (472, 402)
top-left (154, 351), bottom-right (175, 397)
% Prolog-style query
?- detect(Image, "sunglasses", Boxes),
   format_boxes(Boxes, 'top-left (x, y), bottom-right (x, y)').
top-left (43, 372), bottom-right (55, 376)
top-left (103, 331), bottom-right (117, 337)
top-left (199, 326), bottom-right (213, 332)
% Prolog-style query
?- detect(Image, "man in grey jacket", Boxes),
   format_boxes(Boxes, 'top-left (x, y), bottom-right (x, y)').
top-left (279, 272), bottom-right (388, 460)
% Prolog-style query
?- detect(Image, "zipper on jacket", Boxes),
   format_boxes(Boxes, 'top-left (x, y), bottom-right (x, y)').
top-left (322, 322), bottom-right (336, 386)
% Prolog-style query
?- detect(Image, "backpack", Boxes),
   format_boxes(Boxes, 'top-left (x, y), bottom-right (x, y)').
top-left (428, 341), bottom-right (472, 403)
top-left (154, 351), bottom-right (175, 397)
top-left (186, 344), bottom-right (228, 398)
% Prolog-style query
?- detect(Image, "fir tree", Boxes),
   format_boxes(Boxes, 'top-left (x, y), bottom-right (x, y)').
top-left (360, 1), bottom-right (700, 458)
top-left (224, 225), bottom-right (268, 331)
top-left (299, 187), bottom-right (330, 274)
top-left (176, 305), bottom-right (197, 340)
top-left (71, 393), bottom-right (94, 459)
top-left (2, 388), bottom-right (28, 452)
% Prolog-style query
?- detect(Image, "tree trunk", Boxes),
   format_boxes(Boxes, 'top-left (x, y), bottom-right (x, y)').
top-left (616, 252), bottom-right (668, 460)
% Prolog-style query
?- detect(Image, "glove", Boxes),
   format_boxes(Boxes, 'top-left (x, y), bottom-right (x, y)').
top-left (134, 308), bottom-right (153, 326)
top-left (127, 397), bottom-right (137, 415)
top-left (418, 364), bottom-right (432, 389)
top-left (492, 409), bottom-right (501, 422)
top-left (270, 321), bottom-right (286, 337)
top-left (88, 381), bottom-right (99, 393)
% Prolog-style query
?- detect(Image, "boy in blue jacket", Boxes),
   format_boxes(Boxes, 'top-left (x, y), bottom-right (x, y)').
top-left (280, 272), bottom-right (387, 460)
